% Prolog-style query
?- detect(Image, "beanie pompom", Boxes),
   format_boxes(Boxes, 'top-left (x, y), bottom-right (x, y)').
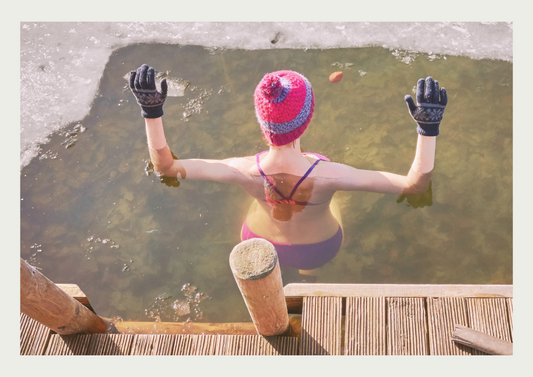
top-left (259, 74), bottom-right (283, 100)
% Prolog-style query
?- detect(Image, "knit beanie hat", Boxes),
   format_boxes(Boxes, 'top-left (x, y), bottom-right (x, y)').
top-left (254, 70), bottom-right (315, 146)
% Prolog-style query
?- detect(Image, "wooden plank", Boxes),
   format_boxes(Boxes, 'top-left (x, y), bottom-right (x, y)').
top-left (114, 321), bottom-right (257, 335)
top-left (121, 333), bottom-right (173, 355)
top-left (151, 334), bottom-right (175, 355)
top-left (300, 296), bottom-right (342, 355)
top-left (466, 298), bottom-right (512, 355)
top-left (44, 335), bottom-right (68, 355)
top-left (284, 283), bottom-right (513, 298)
top-left (507, 298), bottom-right (513, 342)
top-left (344, 297), bottom-right (386, 355)
top-left (236, 335), bottom-right (254, 355)
top-left (223, 335), bottom-right (244, 355)
top-left (467, 298), bottom-right (512, 341)
top-left (20, 313), bottom-right (51, 355)
top-left (213, 334), bottom-right (228, 355)
top-left (214, 335), bottom-right (298, 355)
top-left (426, 297), bottom-right (473, 355)
top-left (222, 335), bottom-right (239, 355)
top-left (250, 335), bottom-right (298, 355)
top-left (34, 333), bottom-right (297, 355)
top-left (56, 284), bottom-right (94, 312)
top-left (88, 334), bottom-right (133, 355)
top-left (387, 297), bottom-right (428, 355)
top-left (265, 336), bottom-right (299, 355)
top-left (130, 334), bottom-right (159, 355)
top-left (172, 335), bottom-right (195, 355)
top-left (44, 334), bottom-right (93, 355)
top-left (191, 335), bottom-right (218, 355)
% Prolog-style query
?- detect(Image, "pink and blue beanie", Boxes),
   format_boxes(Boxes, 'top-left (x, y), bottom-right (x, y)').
top-left (254, 70), bottom-right (315, 146)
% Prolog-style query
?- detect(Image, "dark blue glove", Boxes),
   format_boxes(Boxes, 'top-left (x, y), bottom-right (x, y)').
top-left (405, 77), bottom-right (447, 136)
top-left (129, 64), bottom-right (168, 119)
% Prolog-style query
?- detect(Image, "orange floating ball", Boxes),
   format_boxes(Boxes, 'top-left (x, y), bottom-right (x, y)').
top-left (329, 71), bottom-right (343, 83)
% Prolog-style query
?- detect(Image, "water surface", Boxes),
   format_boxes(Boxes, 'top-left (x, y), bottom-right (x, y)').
top-left (20, 44), bottom-right (512, 323)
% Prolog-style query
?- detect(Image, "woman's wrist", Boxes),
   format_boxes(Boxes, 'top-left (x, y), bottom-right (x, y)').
top-left (412, 134), bottom-right (436, 173)
top-left (145, 117), bottom-right (168, 150)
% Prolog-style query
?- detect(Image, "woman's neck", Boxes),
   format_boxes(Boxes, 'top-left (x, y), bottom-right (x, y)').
top-left (261, 138), bottom-right (310, 172)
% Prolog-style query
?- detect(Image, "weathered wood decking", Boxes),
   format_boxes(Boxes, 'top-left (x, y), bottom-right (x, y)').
top-left (20, 284), bottom-right (512, 356)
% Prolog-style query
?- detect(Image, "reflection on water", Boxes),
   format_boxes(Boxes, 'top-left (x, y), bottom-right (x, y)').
top-left (396, 179), bottom-right (433, 209)
top-left (20, 45), bottom-right (512, 323)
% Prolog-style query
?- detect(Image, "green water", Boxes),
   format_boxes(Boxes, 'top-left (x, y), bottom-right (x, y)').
top-left (20, 44), bottom-right (512, 323)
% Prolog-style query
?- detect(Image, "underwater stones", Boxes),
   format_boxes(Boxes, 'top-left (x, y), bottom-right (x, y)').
top-left (82, 255), bottom-right (99, 273)
top-left (123, 191), bottom-right (134, 201)
top-left (140, 214), bottom-right (157, 232)
top-left (44, 225), bottom-right (66, 239)
top-left (380, 200), bottom-right (404, 218)
top-left (329, 71), bottom-right (343, 83)
top-left (167, 258), bottom-right (187, 277)
top-left (115, 275), bottom-right (134, 290)
top-left (95, 253), bottom-right (115, 265)
top-left (131, 170), bottom-right (143, 184)
top-left (223, 105), bottom-right (248, 124)
top-left (114, 198), bottom-right (132, 217)
top-left (193, 257), bottom-right (220, 278)
top-left (32, 194), bottom-right (53, 206)
top-left (115, 291), bottom-right (139, 313)
top-left (118, 160), bottom-right (130, 174)
top-left (55, 246), bottom-right (70, 256)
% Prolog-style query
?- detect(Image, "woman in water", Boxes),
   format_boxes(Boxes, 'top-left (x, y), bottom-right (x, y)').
top-left (129, 64), bottom-right (447, 280)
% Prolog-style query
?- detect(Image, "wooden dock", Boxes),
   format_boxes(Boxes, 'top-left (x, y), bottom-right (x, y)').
top-left (20, 283), bottom-right (512, 356)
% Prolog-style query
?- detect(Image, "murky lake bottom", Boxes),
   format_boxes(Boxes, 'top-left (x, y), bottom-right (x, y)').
top-left (20, 45), bottom-right (512, 323)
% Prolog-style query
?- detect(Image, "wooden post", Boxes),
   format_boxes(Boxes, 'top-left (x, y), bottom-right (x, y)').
top-left (20, 258), bottom-right (108, 335)
top-left (229, 239), bottom-right (289, 336)
top-left (452, 325), bottom-right (513, 355)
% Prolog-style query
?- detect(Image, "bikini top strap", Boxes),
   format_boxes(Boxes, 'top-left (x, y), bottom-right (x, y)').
top-left (255, 151), bottom-right (268, 178)
top-left (287, 158), bottom-right (321, 199)
top-left (256, 151), bottom-right (324, 200)
top-left (256, 152), bottom-right (287, 199)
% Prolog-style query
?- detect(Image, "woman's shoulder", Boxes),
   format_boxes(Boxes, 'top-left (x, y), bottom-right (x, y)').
top-left (224, 155), bottom-right (258, 175)
top-left (302, 152), bottom-right (330, 162)
top-left (312, 160), bottom-right (357, 179)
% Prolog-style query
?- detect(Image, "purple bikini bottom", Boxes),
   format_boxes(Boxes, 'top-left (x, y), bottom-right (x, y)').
top-left (241, 221), bottom-right (343, 270)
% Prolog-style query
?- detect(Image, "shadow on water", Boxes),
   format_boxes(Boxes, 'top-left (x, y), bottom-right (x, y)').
top-left (20, 44), bottom-right (512, 323)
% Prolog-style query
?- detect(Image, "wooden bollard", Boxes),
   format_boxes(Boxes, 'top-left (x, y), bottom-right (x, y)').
top-left (20, 258), bottom-right (108, 335)
top-left (229, 239), bottom-right (289, 336)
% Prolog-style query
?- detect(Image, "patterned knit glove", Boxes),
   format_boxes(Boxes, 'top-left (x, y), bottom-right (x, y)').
top-left (404, 76), bottom-right (447, 136)
top-left (129, 64), bottom-right (168, 119)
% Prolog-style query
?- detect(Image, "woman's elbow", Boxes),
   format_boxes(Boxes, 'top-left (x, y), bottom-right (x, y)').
top-left (402, 171), bottom-right (432, 195)
top-left (150, 160), bottom-right (173, 178)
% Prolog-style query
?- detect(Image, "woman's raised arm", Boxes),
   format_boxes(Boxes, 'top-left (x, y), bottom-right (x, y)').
top-left (329, 133), bottom-right (435, 194)
top-left (144, 117), bottom-right (251, 183)
top-left (329, 76), bottom-right (447, 195)
top-left (130, 64), bottom-right (251, 184)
